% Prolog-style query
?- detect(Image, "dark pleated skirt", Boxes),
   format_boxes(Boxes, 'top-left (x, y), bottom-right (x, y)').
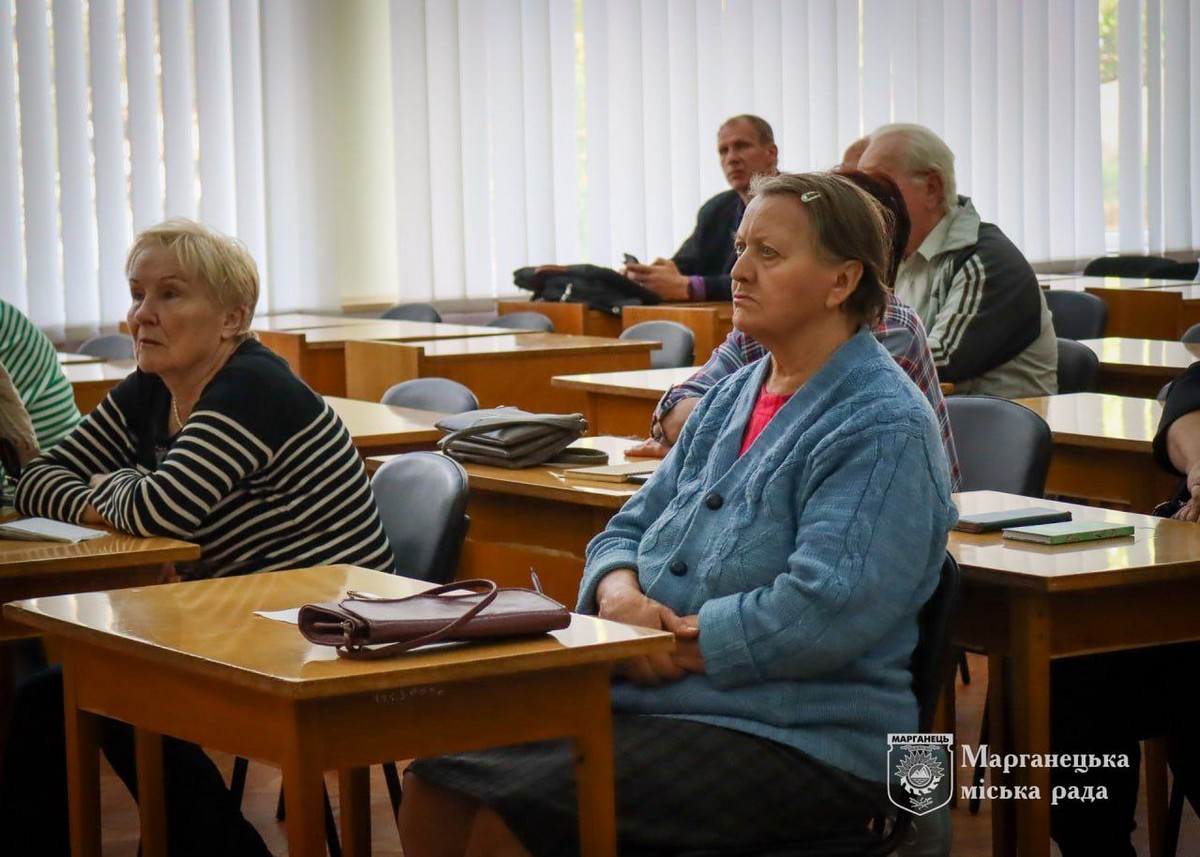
top-left (408, 714), bottom-right (889, 857)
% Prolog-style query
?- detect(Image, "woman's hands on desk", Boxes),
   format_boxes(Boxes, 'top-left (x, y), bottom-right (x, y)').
top-left (597, 569), bottom-right (704, 685)
top-left (1174, 462), bottom-right (1200, 522)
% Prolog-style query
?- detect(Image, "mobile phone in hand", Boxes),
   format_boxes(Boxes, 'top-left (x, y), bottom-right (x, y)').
top-left (623, 253), bottom-right (640, 266)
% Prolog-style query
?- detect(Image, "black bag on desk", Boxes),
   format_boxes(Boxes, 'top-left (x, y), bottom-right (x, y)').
top-left (436, 407), bottom-right (607, 469)
top-left (513, 264), bottom-right (661, 315)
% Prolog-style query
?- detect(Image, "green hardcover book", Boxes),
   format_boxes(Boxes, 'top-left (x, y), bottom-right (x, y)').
top-left (1001, 520), bottom-right (1135, 545)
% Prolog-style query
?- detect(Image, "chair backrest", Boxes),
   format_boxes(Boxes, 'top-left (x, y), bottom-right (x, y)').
top-left (78, 333), bottom-right (135, 360)
top-left (945, 395), bottom-right (1051, 496)
top-left (1055, 338), bottom-right (1100, 393)
top-left (380, 377), bottom-right (479, 413)
top-left (1083, 254), bottom-right (1184, 278)
top-left (1182, 323), bottom-right (1200, 344)
top-left (371, 452), bottom-right (469, 582)
top-left (1043, 290), bottom-right (1108, 340)
top-left (1158, 381), bottom-right (1173, 403)
top-left (486, 311), bottom-right (554, 332)
top-left (380, 302), bottom-right (442, 323)
top-left (619, 320), bottom-right (695, 369)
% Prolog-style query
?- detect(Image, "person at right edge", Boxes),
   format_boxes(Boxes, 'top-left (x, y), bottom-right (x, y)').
top-left (1047, 362), bottom-right (1200, 855)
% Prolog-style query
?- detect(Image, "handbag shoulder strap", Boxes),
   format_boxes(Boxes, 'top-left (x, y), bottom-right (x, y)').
top-left (338, 579), bottom-right (498, 660)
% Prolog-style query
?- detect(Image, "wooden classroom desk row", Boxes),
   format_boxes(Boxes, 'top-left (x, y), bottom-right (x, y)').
top-left (1041, 277), bottom-right (1200, 340)
top-left (5, 566), bottom-right (672, 857)
top-left (8, 489), bottom-right (1198, 856)
top-left (1080, 337), bottom-right (1200, 398)
top-left (498, 299), bottom-right (735, 365)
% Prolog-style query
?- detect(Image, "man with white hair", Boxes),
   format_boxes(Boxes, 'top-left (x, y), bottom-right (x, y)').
top-left (858, 123), bottom-right (1057, 397)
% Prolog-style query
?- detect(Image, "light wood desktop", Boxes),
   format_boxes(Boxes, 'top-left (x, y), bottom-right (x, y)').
top-left (344, 334), bottom-right (655, 414)
top-left (496, 299), bottom-right (623, 338)
top-left (62, 360), bottom-right (138, 412)
top-left (4, 565), bottom-right (673, 857)
top-left (0, 511), bottom-right (200, 642)
top-left (1013, 393), bottom-right (1176, 512)
top-left (1041, 279), bottom-right (1190, 339)
top-left (950, 490), bottom-right (1200, 857)
top-left (1079, 337), bottom-right (1200, 398)
top-left (367, 436), bottom-right (643, 604)
top-left (552, 367), bottom-right (696, 436)
top-left (250, 313), bottom-right (379, 333)
top-left (322, 396), bottom-right (445, 456)
top-left (257, 321), bottom-right (529, 396)
top-left (621, 302), bottom-right (733, 365)
top-left (57, 352), bottom-right (105, 365)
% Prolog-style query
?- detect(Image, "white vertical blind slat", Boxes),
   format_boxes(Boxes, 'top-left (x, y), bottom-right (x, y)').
top-left (423, 0), bottom-right (466, 298)
top-left (1117, 0), bottom-right (1143, 252)
top-left (485, 0), bottom-right (529, 293)
top-left (807, 0), bottom-right (838, 166)
top-left (693, 0), bottom-right (723, 194)
top-left (230, 0), bottom-right (269, 305)
top-left (582, 0), bottom-right (612, 262)
top-left (994, 0), bottom-right (1022, 237)
top-left (638, 0), bottom-right (673, 261)
top-left (605, 0), bottom-right (645, 265)
top-left (1020, 0), bottom-right (1050, 261)
top-left (456, 0), bottom-right (492, 298)
top-left (1145, 0), bottom-right (1163, 251)
top-left (15, 0), bottom-right (62, 327)
top-left (158, 0), bottom-right (196, 219)
top-left (666, 0), bottom-right (700, 242)
top-left (778, 0), bottom-right (808, 170)
top-left (862, 1), bottom-right (891, 132)
top-left (125, 0), bottom-right (162, 232)
top-left (833, 0), bottom-right (859, 163)
top-left (940, 0), bottom-right (971, 187)
top-left (1192, 0), bottom-right (1200, 248)
top-left (968, 0), bottom-right (998, 220)
top-left (52, 0), bottom-right (97, 326)
top-left (547, 0), bottom-right (581, 261)
top-left (519, 0), bottom-right (556, 265)
top-left (89, 0), bottom-right (130, 321)
top-left (915, 0), bottom-right (945, 132)
top-left (750, 0), bottom-right (783, 146)
top-left (890, 0), bottom-right (918, 124)
top-left (193, 0), bottom-right (237, 235)
top-left (1046, 0), bottom-right (1077, 260)
top-left (1071, 0), bottom-right (1104, 257)
top-left (719, 0), bottom-right (753, 120)
top-left (388, 0), bottom-right (433, 299)
top-left (0, 1), bottom-right (25, 308)
top-left (1162, 0), bottom-right (1191, 251)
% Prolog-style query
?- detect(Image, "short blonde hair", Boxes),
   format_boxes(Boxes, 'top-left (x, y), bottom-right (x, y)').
top-left (126, 218), bottom-right (259, 339)
top-left (749, 171), bottom-right (892, 327)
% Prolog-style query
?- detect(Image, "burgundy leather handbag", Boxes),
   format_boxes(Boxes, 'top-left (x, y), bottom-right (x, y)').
top-left (298, 579), bottom-right (571, 660)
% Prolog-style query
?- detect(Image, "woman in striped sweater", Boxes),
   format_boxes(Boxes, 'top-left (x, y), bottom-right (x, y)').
top-left (1, 219), bottom-right (394, 856)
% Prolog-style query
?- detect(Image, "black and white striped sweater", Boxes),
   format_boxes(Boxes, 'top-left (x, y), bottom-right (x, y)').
top-left (15, 340), bottom-right (394, 579)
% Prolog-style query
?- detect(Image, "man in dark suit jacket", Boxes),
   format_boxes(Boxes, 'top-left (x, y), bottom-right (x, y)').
top-left (626, 114), bottom-right (777, 302)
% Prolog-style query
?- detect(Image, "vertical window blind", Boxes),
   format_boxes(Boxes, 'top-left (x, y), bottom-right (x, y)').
top-left (0, 0), bottom-right (1196, 330)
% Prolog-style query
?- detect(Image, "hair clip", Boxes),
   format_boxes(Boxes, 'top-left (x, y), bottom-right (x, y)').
top-left (800, 191), bottom-right (821, 202)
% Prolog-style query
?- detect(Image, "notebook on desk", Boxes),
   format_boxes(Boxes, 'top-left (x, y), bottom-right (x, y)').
top-left (562, 460), bottom-right (660, 483)
top-left (0, 517), bottom-right (107, 543)
top-left (1001, 520), bottom-right (1135, 545)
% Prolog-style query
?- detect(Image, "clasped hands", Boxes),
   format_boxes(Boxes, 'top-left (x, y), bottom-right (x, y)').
top-left (596, 569), bottom-right (704, 686)
top-left (1174, 461), bottom-right (1200, 522)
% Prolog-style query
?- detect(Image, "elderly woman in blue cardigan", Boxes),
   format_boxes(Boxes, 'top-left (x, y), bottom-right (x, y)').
top-left (400, 172), bottom-right (957, 857)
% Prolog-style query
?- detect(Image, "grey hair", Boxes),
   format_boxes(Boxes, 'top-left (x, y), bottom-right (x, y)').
top-left (868, 123), bottom-right (957, 212)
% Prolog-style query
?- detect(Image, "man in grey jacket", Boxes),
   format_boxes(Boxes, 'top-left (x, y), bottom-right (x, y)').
top-left (859, 123), bottom-right (1057, 397)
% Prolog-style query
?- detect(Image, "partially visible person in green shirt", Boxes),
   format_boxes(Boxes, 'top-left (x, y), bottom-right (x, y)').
top-left (0, 300), bottom-right (82, 474)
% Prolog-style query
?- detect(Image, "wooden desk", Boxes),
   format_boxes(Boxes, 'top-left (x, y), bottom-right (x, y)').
top-left (344, 335), bottom-right (655, 413)
top-left (0, 515), bottom-right (199, 642)
top-left (551, 367), bottom-right (696, 436)
top-left (1080, 337), bottom-right (1199, 398)
top-left (949, 491), bottom-right (1200, 857)
top-left (4, 565), bottom-right (672, 857)
top-left (621, 302), bottom-right (733, 365)
top-left (367, 436), bottom-right (643, 604)
top-left (1155, 284), bottom-right (1200, 335)
top-left (496, 299), bottom-right (623, 338)
top-left (251, 313), bottom-right (377, 332)
top-left (1013, 393), bottom-right (1176, 512)
top-left (56, 352), bottom-right (104, 366)
top-left (257, 322), bottom-right (527, 396)
top-left (323, 396), bottom-right (445, 456)
top-left (1041, 280), bottom-right (1188, 339)
top-left (62, 361), bottom-right (137, 412)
